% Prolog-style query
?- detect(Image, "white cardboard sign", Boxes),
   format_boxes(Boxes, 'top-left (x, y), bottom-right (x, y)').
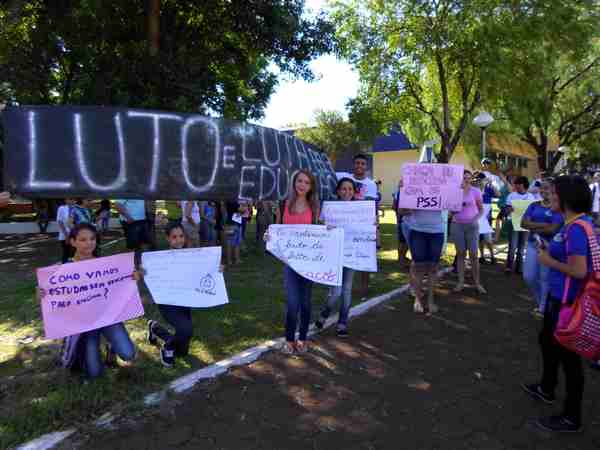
top-left (142, 247), bottom-right (229, 308)
top-left (266, 224), bottom-right (344, 286)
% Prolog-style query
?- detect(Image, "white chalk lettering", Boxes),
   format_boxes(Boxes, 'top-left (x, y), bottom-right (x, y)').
top-left (27, 111), bottom-right (73, 189)
top-left (239, 166), bottom-right (256, 201)
top-left (75, 113), bottom-right (127, 191)
top-left (223, 145), bottom-right (236, 169)
top-left (294, 140), bottom-right (310, 170)
top-left (260, 165), bottom-right (276, 200)
top-left (181, 116), bottom-right (220, 192)
top-left (242, 126), bottom-right (261, 163)
top-left (277, 168), bottom-right (289, 199)
top-left (262, 128), bottom-right (281, 167)
top-left (127, 111), bottom-right (182, 191)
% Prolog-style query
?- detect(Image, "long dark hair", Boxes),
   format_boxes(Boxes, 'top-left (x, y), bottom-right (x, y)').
top-left (69, 223), bottom-right (98, 242)
top-left (287, 169), bottom-right (320, 217)
top-left (553, 175), bottom-right (592, 214)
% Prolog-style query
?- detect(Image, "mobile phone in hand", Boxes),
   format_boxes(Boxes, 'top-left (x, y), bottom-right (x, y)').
top-left (534, 234), bottom-right (545, 249)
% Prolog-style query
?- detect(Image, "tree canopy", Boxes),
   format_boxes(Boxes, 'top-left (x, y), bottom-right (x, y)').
top-left (0, 0), bottom-right (334, 119)
top-left (332, 0), bottom-right (600, 168)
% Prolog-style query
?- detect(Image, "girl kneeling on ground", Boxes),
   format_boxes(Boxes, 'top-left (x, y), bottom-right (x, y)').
top-left (40, 223), bottom-right (137, 379)
top-left (315, 177), bottom-right (357, 337)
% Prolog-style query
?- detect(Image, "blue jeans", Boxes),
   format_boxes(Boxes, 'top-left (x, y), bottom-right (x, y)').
top-left (523, 241), bottom-right (549, 312)
top-left (284, 266), bottom-right (313, 342)
top-left (320, 268), bottom-right (355, 328)
top-left (506, 229), bottom-right (528, 272)
top-left (154, 304), bottom-right (193, 356)
top-left (83, 323), bottom-right (135, 378)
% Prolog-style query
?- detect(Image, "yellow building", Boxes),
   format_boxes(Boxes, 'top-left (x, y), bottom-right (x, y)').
top-left (371, 130), bottom-right (540, 205)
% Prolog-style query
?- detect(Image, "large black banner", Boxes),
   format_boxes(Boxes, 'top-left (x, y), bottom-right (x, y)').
top-left (2, 106), bottom-right (338, 200)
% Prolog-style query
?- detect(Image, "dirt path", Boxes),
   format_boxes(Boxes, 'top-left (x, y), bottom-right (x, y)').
top-left (56, 266), bottom-right (600, 450)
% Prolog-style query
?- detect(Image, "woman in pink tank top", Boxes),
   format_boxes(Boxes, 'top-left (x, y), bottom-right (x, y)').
top-left (270, 170), bottom-right (320, 354)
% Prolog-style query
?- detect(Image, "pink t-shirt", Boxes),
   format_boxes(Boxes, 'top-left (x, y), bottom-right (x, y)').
top-left (452, 187), bottom-right (482, 224)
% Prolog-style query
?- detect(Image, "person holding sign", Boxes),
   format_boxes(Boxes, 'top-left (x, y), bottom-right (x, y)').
top-left (315, 177), bottom-right (357, 337)
top-left (520, 179), bottom-right (563, 314)
top-left (38, 223), bottom-right (137, 379)
top-left (268, 170), bottom-right (321, 354)
top-left (505, 176), bottom-right (536, 274)
top-left (181, 200), bottom-right (202, 248)
top-left (400, 200), bottom-right (445, 313)
top-left (450, 170), bottom-right (486, 294)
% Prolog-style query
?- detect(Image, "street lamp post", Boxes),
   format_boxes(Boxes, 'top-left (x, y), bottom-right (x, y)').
top-left (473, 111), bottom-right (494, 160)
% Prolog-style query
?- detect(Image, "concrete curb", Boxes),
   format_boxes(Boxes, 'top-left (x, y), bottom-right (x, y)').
top-left (15, 267), bottom-right (451, 450)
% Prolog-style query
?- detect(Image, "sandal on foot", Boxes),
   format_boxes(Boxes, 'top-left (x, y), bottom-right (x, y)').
top-left (281, 342), bottom-right (295, 355)
top-left (295, 341), bottom-right (308, 354)
top-left (413, 300), bottom-right (425, 313)
top-left (476, 284), bottom-right (487, 294)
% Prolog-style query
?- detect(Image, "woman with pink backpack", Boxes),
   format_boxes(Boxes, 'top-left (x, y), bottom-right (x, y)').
top-left (522, 175), bottom-right (593, 433)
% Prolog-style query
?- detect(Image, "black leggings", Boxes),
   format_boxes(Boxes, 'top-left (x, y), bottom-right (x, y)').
top-left (153, 305), bottom-right (193, 357)
top-left (539, 297), bottom-right (584, 424)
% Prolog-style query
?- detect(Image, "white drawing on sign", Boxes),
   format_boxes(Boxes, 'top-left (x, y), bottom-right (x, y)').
top-left (222, 145), bottom-right (235, 169)
top-left (74, 113), bottom-right (127, 191)
top-left (241, 125), bottom-right (261, 164)
top-left (181, 116), bottom-right (220, 192)
top-left (294, 140), bottom-right (310, 170)
top-left (260, 165), bottom-right (276, 199)
top-left (261, 128), bottom-right (281, 167)
top-left (282, 133), bottom-right (295, 168)
top-left (277, 168), bottom-right (289, 199)
top-left (27, 111), bottom-right (73, 189)
top-left (239, 166), bottom-right (256, 201)
top-left (127, 111), bottom-right (182, 191)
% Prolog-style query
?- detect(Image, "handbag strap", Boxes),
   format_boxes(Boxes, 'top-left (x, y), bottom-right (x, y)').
top-left (561, 219), bottom-right (600, 304)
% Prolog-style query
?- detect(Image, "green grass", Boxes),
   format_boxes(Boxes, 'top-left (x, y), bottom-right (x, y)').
top-left (0, 209), bottom-right (411, 449)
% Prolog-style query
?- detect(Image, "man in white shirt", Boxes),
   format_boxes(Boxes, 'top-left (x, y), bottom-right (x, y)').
top-left (337, 153), bottom-right (378, 200)
top-left (589, 172), bottom-right (600, 224)
top-left (57, 198), bottom-right (75, 263)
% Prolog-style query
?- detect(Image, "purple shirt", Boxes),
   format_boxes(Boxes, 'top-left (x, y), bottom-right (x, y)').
top-left (452, 187), bottom-right (482, 224)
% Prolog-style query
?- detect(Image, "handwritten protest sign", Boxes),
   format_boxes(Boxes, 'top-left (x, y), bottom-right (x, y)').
top-left (141, 247), bottom-right (228, 308)
top-left (511, 200), bottom-right (535, 232)
top-left (398, 163), bottom-right (464, 211)
top-left (267, 225), bottom-right (344, 286)
top-left (478, 204), bottom-right (494, 235)
top-left (36, 253), bottom-right (143, 340)
top-left (321, 201), bottom-right (377, 272)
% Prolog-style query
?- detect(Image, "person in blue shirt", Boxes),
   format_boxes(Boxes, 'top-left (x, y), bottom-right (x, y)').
top-left (522, 175), bottom-right (592, 433)
top-left (521, 179), bottom-right (563, 314)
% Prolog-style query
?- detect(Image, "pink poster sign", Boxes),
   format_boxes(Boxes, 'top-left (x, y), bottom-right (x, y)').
top-left (398, 163), bottom-right (464, 211)
top-left (36, 252), bottom-right (144, 340)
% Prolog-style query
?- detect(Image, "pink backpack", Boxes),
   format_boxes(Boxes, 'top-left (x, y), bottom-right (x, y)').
top-left (554, 219), bottom-right (600, 360)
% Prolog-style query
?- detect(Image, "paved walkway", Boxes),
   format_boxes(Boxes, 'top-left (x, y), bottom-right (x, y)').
top-left (54, 265), bottom-right (599, 450)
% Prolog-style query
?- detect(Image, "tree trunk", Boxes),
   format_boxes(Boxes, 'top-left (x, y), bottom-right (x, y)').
top-left (148, 0), bottom-right (160, 56)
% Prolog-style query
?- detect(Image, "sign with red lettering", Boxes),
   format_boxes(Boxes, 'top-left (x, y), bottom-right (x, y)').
top-left (266, 225), bottom-right (344, 286)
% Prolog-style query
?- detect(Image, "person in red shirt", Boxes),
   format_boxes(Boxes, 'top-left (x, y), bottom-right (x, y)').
top-left (268, 170), bottom-right (321, 355)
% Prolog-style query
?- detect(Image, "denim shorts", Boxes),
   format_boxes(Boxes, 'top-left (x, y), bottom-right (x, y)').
top-left (408, 230), bottom-right (444, 264)
top-left (225, 224), bottom-right (241, 247)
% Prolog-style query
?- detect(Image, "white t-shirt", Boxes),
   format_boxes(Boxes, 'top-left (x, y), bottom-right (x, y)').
top-left (506, 191), bottom-right (536, 206)
top-left (56, 205), bottom-right (71, 241)
top-left (590, 183), bottom-right (600, 213)
top-left (337, 172), bottom-right (378, 200)
top-left (181, 201), bottom-right (201, 225)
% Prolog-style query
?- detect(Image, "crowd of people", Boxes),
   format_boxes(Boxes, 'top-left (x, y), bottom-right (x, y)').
top-left (2, 152), bottom-right (600, 434)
